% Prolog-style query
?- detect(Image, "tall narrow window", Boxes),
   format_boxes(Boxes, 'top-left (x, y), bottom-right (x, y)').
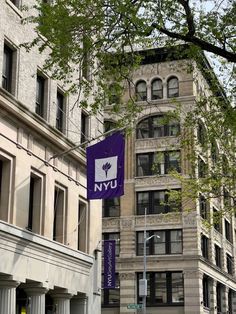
top-left (135, 81), bottom-right (147, 101)
top-left (215, 245), bottom-right (221, 268)
top-left (53, 185), bottom-right (66, 243)
top-left (36, 75), bottom-right (45, 117)
top-left (226, 253), bottom-right (233, 275)
top-left (81, 111), bottom-right (89, 144)
top-left (27, 173), bottom-right (42, 234)
top-left (167, 77), bottom-right (179, 98)
top-left (56, 91), bottom-right (64, 132)
top-left (201, 234), bottom-right (209, 259)
top-left (2, 45), bottom-right (13, 93)
top-left (103, 197), bottom-right (120, 217)
top-left (225, 219), bottom-right (232, 242)
top-left (0, 155), bottom-right (12, 222)
top-left (216, 283), bottom-right (222, 313)
top-left (103, 233), bottom-right (120, 256)
top-left (151, 79), bottom-right (163, 100)
top-left (78, 200), bottom-right (88, 252)
top-left (202, 275), bottom-right (209, 308)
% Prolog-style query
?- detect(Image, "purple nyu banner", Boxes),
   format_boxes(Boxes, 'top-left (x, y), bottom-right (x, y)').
top-left (86, 132), bottom-right (125, 199)
top-left (103, 240), bottom-right (116, 289)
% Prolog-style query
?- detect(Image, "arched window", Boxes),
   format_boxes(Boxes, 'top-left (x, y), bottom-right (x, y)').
top-left (135, 80), bottom-right (147, 101)
top-left (167, 77), bottom-right (179, 98)
top-left (151, 79), bottom-right (163, 99)
top-left (136, 115), bottom-right (180, 139)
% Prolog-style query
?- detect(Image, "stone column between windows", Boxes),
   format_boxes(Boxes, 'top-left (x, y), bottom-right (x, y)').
top-left (222, 286), bottom-right (229, 314)
top-left (209, 279), bottom-right (217, 314)
top-left (24, 284), bottom-right (48, 314)
top-left (119, 273), bottom-right (136, 314)
top-left (184, 270), bottom-right (204, 314)
top-left (51, 291), bottom-right (73, 314)
top-left (0, 277), bottom-right (20, 314)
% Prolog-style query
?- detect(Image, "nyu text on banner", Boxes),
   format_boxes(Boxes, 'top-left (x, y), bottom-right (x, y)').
top-left (86, 132), bottom-right (125, 199)
top-left (103, 239), bottom-right (116, 289)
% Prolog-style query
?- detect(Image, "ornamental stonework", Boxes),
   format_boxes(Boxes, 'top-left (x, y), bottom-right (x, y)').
top-left (135, 213), bottom-right (181, 226)
top-left (102, 218), bottom-right (120, 229)
top-left (120, 218), bottom-right (134, 230)
top-left (135, 137), bottom-right (180, 151)
top-left (135, 176), bottom-right (180, 187)
top-left (119, 273), bottom-right (135, 280)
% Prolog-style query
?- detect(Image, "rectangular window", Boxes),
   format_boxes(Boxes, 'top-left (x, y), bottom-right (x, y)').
top-left (102, 197), bottom-right (120, 217)
top-left (136, 230), bottom-right (182, 256)
top-left (27, 172), bottom-right (43, 234)
top-left (201, 235), bottom-right (209, 259)
top-left (136, 190), bottom-right (181, 215)
top-left (9, 0), bottom-right (20, 7)
top-left (53, 185), bottom-right (67, 244)
top-left (199, 195), bottom-right (208, 220)
top-left (102, 274), bottom-right (120, 307)
top-left (2, 45), bottom-right (13, 93)
top-left (102, 233), bottom-right (120, 256)
top-left (226, 253), bottom-right (233, 275)
top-left (78, 200), bottom-right (88, 252)
top-left (56, 91), bottom-right (64, 132)
top-left (136, 151), bottom-right (180, 177)
top-left (213, 207), bottom-right (221, 233)
top-left (137, 272), bottom-right (184, 305)
top-left (228, 289), bottom-right (233, 314)
top-left (36, 74), bottom-right (46, 117)
top-left (225, 219), bottom-right (232, 242)
top-left (202, 276), bottom-right (209, 308)
top-left (215, 245), bottom-right (221, 268)
top-left (81, 111), bottom-right (89, 143)
top-left (0, 155), bottom-right (12, 222)
top-left (198, 157), bottom-right (207, 178)
top-left (216, 283), bottom-right (222, 313)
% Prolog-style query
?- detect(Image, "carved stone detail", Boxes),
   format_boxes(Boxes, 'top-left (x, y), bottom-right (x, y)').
top-left (183, 212), bottom-right (197, 227)
top-left (135, 213), bottom-right (181, 226)
top-left (102, 218), bottom-right (120, 229)
top-left (119, 273), bottom-right (135, 281)
top-left (135, 176), bottom-right (180, 187)
top-left (120, 218), bottom-right (134, 230)
top-left (135, 137), bottom-right (180, 151)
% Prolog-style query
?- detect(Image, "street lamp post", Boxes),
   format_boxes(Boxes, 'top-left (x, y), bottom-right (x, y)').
top-left (140, 208), bottom-right (160, 314)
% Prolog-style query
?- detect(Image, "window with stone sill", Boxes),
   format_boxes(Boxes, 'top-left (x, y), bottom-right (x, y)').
top-left (36, 74), bottom-right (46, 118)
top-left (225, 219), bottom-right (232, 242)
top-left (136, 115), bottom-right (180, 139)
top-left (136, 189), bottom-right (181, 215)
top-left (137, 272), bottom-right (184, 305)
top-left (213, 207), bottom-right (222, 233)
top-left (136, 229), bottom-right (182, 256)
top-left (198, 157), bottom-right (207, 178)
top-left (135, 80), bottom-right (147, 101)
top-left (2, 44), bottom-right (15, 94)
top-left (167, 76), bottom-right (179, 98)
top-left (0, 153), bottom-right (13, 222)
top-left (202, 275), bottom-right (210, 308)
top-left (216, 283), bottom-right (223, 313)
top-left (151, 78), bottom-right (163, 100)
top-left (197, 121), bottom-right (207, 147)
top-left (226, 253), bottom-right (234, 275)
top-left (199, 194), bottom-right (208, 221)
top-left (215, 244), bottom-right (222, 268)
top-left (201, 234), bottom-right (209, 259)
top-left (102, 197), bottom-right (120, 217)
top-left (56, 90), bottom-right (65, 133)
top-left (136, 151), bottom-right (181, 177)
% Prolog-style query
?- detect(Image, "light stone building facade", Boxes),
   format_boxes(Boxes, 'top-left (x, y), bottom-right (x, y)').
top-left (102, 48), bottom-right (236, 314)
top-left (0, 0), bottom-right (102, 313)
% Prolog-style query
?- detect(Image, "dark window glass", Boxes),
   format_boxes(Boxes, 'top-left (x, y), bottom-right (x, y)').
top-left (137, 272), bottom-right (184, 305)
top-left (228, 289), bottom-right (233, 314)
top-left (136, 151), bottom-right (180, 177)
top-left (223, 188), bottom-right (231, 208)
top-left (226, 254), bottom-right (233, 275)
top-left (136, 190), bottom-right (181, 215)
top-left (103, 233), bottom-right (120, 256)
top-left (102, 274), bottom-right (120, 307)
top-left (28, 176), bottom-right (35, 231)
top-left (136, 81), bottom-right (147, 101)
top-left (56, 91), bottom-right (64, 132)
top-left (216, 283), bottom-right (222, 313)
top-left (136, 116), bottom-right (180, 139)
top-left (151, 79), bottom-right (163, 100)
top-left (2, 45), bottom-right (13, 93)
top-left (213, 207), bottom-right (221, 232)
top-left (10, 0), bottom-right (19, 7)
top-left (202, 276), bottom-right (209, 308)
top-left (199, 195), bottom-right (208, 220)
top-left (201, 235), bottom-right (209, 259)
top-left (198, 157), bottom-right (207, 178)
top-left (225, 219), bottom-right (232, 242)
top-left (211, 140), bottom-right (219, 165)
top-left (197, 121), bottom-right (207, 146)
top-left (215, 245), bottom-right (221, 268)
top-left (136, 229), bottom-right (182, 255)
top-left (103, 198), bottom-right (120, 217)
top-left (16, 288), bottom-right (27, 314)
top-left (167, 77), bottom-right (179, 98)
top-left (81, 112), bottom-right (88, 143)
top-left (104, 120), bottom-right (116, 134)
top-left (36, 75), bottom-right (45, 117)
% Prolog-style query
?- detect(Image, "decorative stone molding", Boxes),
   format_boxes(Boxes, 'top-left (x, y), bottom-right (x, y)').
top-left (135, 213), bottom-right (181, 226)
top-left (102, 218), bottom-right (120, 229)
top-left (135, 137), bottom-right (180, 151)
top-left (120, 218), bottom-right (134, 230)
top-left (135, 176), bottom-right (180, 187)
top-left (119, 273), bottom-right (135, 281)
top-left (183, 212), bottom-right (198, 227)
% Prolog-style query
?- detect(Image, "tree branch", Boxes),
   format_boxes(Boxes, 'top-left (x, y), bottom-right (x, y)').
top-left (177, 0), bottom-right (195, 36)
top-left (151, 24), bottom-right (236, 62)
